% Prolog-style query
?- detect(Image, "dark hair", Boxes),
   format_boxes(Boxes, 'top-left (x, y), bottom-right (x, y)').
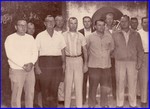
top-left (44, 15), bottom-right (54, 21)
top-left (83, 16), bottom-right (92, 21)
top-left (121, 15), bottom-right (130, 21)
top-left (105, 12), bottom-right (114, 19)
top-left (141, 17), bottom-right (148, 23)
top-left (15, 17), bottom-right (27, 25)
top-left (95, 19), bottom-right (105, 25)
top-left (68, 17), bottom-right (78, 23)
top-left (55, 15), bottom-right (63, 19)
top-left (131, 17), bottom-right (138, 21)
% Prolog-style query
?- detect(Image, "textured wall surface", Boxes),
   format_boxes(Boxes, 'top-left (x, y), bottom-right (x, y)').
top-left (66, 1), bottom-right (148, 30)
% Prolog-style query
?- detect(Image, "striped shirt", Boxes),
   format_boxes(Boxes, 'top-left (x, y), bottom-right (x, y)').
top-left (63, 31), bottom-right (87, 56)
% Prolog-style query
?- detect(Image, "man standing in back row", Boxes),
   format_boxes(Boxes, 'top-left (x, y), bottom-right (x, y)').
top-left (78, 16), bottom-right (94, 105)
top-left (138, 17), bottom-right (148, 107)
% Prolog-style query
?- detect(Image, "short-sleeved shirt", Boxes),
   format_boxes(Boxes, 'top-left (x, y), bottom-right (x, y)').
top-left (36, 30), bottom-right (66, 56)
top-left (63, 31), bottom-right (87, 56)
top-left (87, 31), bottom-right (114, 68)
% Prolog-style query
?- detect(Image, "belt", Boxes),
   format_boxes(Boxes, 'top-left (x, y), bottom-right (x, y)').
top-left (144, 52), bottom-right (148, 54)
top-left (66, 54), bottom-right (82, 58)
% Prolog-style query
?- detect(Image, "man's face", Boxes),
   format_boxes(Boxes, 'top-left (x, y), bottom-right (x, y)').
top-left (68, 19), bottom-right (78, 32)
top-left (95, 21), bottom-right (105, 33)
top-left (142, 18), bottom-right (148, 31)
top-left (15, 20), bottom-right (27, 34)
top-left (130, 19), bottom-right (138, 30)
top-left (105, 14), bottom-right (114, 26)
top-left (120, 16), bottom-right (129, 30)
top-left (27, 23), bottom-right (35, 35)
top-left (44, 16), bottom-right (55, 29)
top-left (83, 18), bottom-right (92, 29)
top-left (55, 16), bottom-right (64, 28)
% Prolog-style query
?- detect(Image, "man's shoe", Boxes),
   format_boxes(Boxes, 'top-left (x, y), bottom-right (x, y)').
top-left (116, 106), bottom-right (123, 108)
top-left (141, 102), bottom-right (148, 107)
top-left (101, 105), bottom-right (109, 108)
top-left (129, 105), bottom-right (137, 108)
top-left (58, 101), bottom-right (64, 105)
top-left (137, 95), bottom-right (141, 99)
top-left (33, 104), bottom-right (41, 108)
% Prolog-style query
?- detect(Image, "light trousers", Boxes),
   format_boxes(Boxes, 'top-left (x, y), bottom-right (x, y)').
top-left (138, 54), bottom-right (148, 103)
top-left (9, 68), bottom-right (35, 108)
top-left (64, 57), bottom-right (83, 107)
top-left (115, 60), bottom-right (137, 107)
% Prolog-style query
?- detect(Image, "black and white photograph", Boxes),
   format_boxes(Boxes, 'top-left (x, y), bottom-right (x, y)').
top-left (1, 1), bottom-right (148, 108)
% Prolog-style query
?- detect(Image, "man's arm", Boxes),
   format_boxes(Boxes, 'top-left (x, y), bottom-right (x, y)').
top-left (61, 48), bottom-right (66, 73)
top-left (82, 45), bottom-right (88, 73)
top-left (136, 33), bottom-right (144, 70)
top-left (34, 58), bottom-right (42, 74)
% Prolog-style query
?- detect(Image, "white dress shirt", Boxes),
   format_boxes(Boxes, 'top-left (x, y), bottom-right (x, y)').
top-left (5, 33), bottom-right (38, 69)
top-left (84, 28), bottom-right (92, 39)
top-left (138, 29), bottom-right (148, 52)
top-left (122, 30), bottom-right (130, 45)
top-left (36, 30), bottom-right (66, 56)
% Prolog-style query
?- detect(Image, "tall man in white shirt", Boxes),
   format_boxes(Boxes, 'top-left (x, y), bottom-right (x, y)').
top-left (138, 17), bottom-right (148, 107)
top-left (63, 17), bottom-right (88, 107)
top-left (78, 16), bottom-right (94, 104)
top-left (35, 15), bottom-right (66, 107)
top-left (4, 19), bottom-right (38, 107)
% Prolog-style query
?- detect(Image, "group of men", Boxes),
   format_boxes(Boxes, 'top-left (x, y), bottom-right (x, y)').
top-left (4, 12), bottom-right (148, 108)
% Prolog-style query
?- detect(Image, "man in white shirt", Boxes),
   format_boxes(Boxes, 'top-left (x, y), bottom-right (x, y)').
top-left (4, 19), bottom-right (38, 107)
top-left (78, 16), bottom-right (94, 105)
top-left (35, 15), bottom-right (66, 107)
top-left (138, 17), bottom-right (148, 107)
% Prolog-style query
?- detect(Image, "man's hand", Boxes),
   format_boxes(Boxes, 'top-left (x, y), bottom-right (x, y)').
top-left (136, 63), bottom-right (141, 70)
top-left (62, 63), bottom-right (66, 73)
top-left (83, 63), bottom-right (88, 73)
top-left (61, 63), bottom-right (66, 82)
top-left (35, 65), bottom-right (42, 75)
top-left (23, 63), bottom-right (33, 72)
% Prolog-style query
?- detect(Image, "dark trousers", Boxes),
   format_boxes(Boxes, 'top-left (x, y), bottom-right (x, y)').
top-left (83, 71), bottom-right (89, 104)
top-left (88, 68), bottom-right (111, 107)
top-left (34, 73), bottom-right (41, 106)
top-left (39, 56), bottom-right (62, 107)
top-left (111, 58), bottom-right (116, 99)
